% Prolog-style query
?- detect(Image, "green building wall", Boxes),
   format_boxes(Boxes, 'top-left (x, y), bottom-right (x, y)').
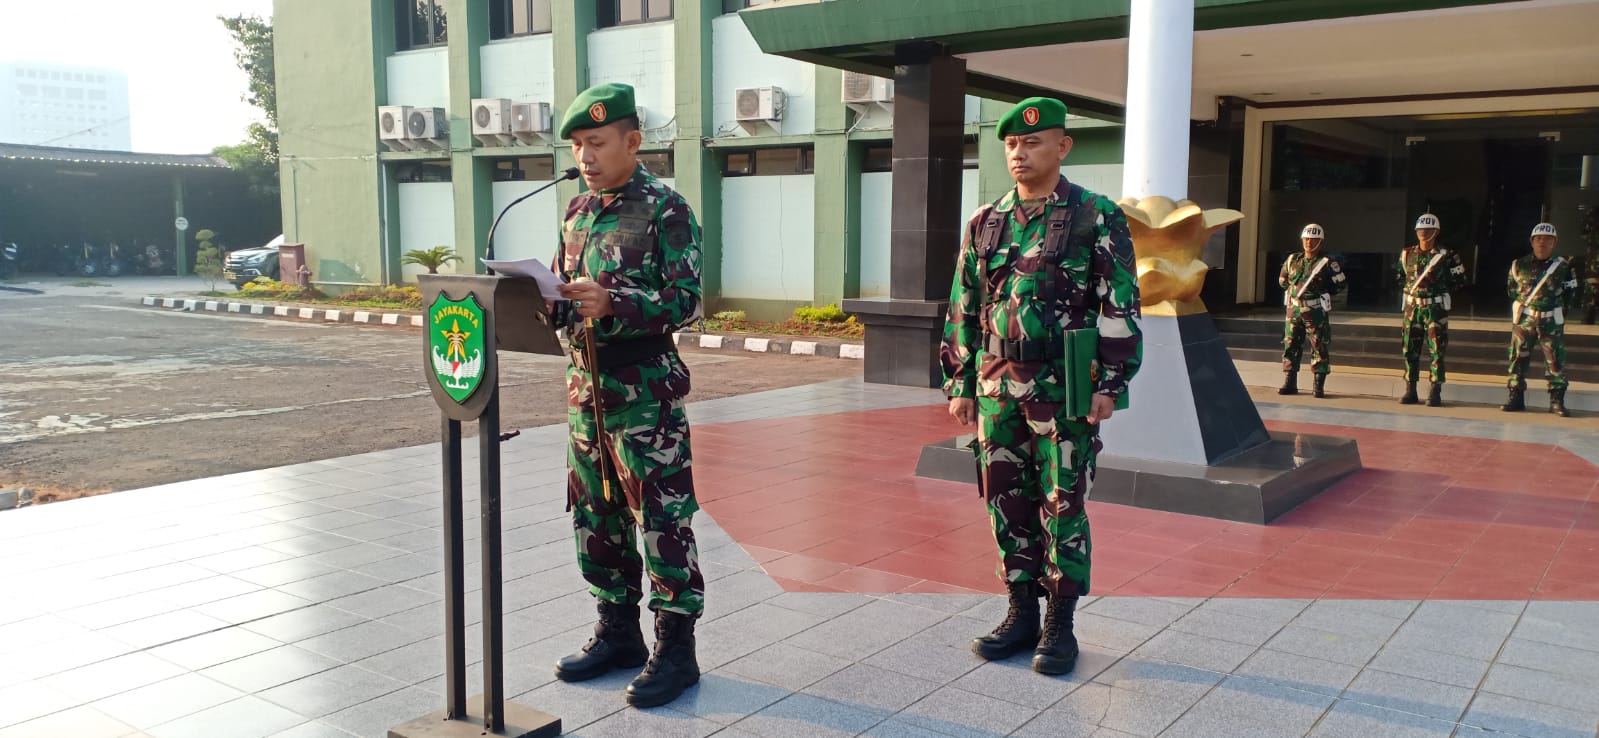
top-left (272, 0), bottom-right (1122, 318)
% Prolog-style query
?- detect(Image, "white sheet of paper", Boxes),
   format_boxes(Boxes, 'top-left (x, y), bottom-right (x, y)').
top-left (481, 258), bottom-right (565, 300)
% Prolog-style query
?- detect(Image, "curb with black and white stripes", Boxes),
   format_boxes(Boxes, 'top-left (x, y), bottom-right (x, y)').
top-left (138, 295), bottom-right (864, 360)
top-left (141, 295), bottom-right (423, 327)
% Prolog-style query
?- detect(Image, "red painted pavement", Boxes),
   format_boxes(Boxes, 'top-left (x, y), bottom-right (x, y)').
top-left (693, 405), bottom-right (1599, 600)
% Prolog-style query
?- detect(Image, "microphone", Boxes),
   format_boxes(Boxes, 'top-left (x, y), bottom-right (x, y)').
top-left (484, 167), bottom-right (581, 271)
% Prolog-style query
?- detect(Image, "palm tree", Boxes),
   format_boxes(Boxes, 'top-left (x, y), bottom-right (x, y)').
top-left (401, 245), bottom-right (462, 274)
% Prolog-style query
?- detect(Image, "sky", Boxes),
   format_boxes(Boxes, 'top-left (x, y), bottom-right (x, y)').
top-left (1, 0), bottom-right (275, 154)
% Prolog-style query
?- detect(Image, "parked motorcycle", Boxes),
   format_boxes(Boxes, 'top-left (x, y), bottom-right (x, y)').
top-left (103, 241), bottom-right (125, 277)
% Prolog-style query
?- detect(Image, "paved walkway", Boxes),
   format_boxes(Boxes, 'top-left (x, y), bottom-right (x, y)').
top-left (1, 379), bottom-right (1597, 738)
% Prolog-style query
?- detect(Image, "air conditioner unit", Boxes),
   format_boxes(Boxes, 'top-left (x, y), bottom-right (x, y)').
top-left (841, 71), bottom-right (893, 108)
top-left (406, 107), bottom-right (448, 149)
top-left (735, 86), bottom-right (784, 124)
top-left (471, 98), bottom-right (512, 145)
top-left (378, 105), bottom-right (414, 150)
top-left (511, 102), bottom-right (552, 142)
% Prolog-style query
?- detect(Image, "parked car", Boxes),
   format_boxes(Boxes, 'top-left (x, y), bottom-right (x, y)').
top-left (224, 234), bottom-right (284, 288)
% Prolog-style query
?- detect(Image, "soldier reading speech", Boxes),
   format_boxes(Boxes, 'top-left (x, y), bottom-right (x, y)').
top-left (546, 82), bottom-right (706, 708)
top-left (941, 97), bottom-right (1142, 676)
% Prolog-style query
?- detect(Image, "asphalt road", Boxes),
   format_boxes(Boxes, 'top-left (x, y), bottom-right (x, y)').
top-left (0, 278), bottom-right (860, 496)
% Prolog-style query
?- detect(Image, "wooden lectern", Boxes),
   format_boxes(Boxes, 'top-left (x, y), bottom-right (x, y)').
top-left (389, 275), bottom-right (564, 738)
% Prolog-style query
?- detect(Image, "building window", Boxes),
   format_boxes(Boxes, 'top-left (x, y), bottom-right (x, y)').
top-left (722, 0), bottom-right (775, 12)
top-left (598, 0), bottom-right (672, 28)
top-left (490, 0), bottom-right (552, 38)
top-left (639, 151), bottom-right (675, 178)
top-left (861, 141), bottom-right (978, 173)
top-left (721, 146), bottom-right (813, 177)
top-left (395, 160), bottom-right (452, 183)
top-left (492, 156), bottom-right (556, 182)
top-left (396, 0), bottom-right (447, 51)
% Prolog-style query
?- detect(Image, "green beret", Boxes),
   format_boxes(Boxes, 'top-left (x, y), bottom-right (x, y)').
top-left (996, 96), bottom-right (1068, 139)
top-left (559, 82), bottom-right (637, 139)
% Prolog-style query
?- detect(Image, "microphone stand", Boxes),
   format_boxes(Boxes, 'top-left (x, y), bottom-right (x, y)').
top-left (483, 166), bottom-right (580, 273)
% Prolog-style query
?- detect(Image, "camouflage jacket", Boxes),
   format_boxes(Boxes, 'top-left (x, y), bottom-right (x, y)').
top-left (941, 178), bottom-right (1143, 403)
top-left (1396, 246), bottom-right (1466, 298)
top-left (555, 164), bottom-right (703, 408)
top-left (1506, 254), bottom-right (1579, 313)
top-left (1278, 251), bottom-right (1346, 304)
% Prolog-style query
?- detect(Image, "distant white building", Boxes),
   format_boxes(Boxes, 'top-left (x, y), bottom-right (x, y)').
top-left (0, 61), bottom-right (131, 151)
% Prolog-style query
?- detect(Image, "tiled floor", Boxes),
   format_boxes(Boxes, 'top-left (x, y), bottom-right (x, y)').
top-left (0, 378), bottom-right (1596, 738)
top-left (694, 405), bottom-right (1599, 601)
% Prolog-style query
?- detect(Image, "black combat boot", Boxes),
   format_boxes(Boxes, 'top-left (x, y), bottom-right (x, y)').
top-left (1032, 591), bottom-right (1080, 675)
top-left (1551, 388), bottom-right (1571, 417)
top-left (625, 611), bottom-right (699, 708)
top-left (1399, 381), bottom-right (1419, 405)
top-left (1501, 384), bottom-right (1526, 412)
top-left (1426, 382), bottom-right (1443, 407)
top-left (1278, 372), bottom-right (1299, 396)
top-left (972, 581), bottom-right (1042, 660)
top-left (555, 601), bottom-right (649, 683)
top-left (1312, 374), bottom-right (1327, 399)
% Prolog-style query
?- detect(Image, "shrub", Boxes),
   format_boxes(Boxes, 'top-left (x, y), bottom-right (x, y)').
top-left (193, 229), bottom-right (224, 291)
top-left (711, 310), bottom-right (747, 322)
top-left (793, 303), bottom-right (849, 324)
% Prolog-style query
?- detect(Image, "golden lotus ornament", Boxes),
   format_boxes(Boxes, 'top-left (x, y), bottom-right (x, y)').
top-left (1116, 196), bottom-right (1245, 316)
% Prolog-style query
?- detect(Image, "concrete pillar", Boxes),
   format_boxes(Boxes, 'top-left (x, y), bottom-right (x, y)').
top-left (173, 175), bottom-right (187, 276)
top-left (673, 0), bottom-right (723, 306)
top-left (447, 0), bottom-right (491, 272)
top-left (1121, 0), bottom-right (1194, 200)
top-left (842, 43), bottom-right (966, 387)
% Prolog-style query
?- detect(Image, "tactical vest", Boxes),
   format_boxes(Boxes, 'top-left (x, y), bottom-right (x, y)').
top-left (973, 184), bottom-right (1098, 361)
top-left (561, 196), bottom-right (658, 281)
top-left (558, 194), bottom-right (677, 368)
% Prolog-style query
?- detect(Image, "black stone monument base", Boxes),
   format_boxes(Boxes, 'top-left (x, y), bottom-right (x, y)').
top-left (915, 431), bottom-right (1361, 525)
top-left (388, 699), bottom-right (560, 738)
top-left (843, 297), bottom-right (947, 388)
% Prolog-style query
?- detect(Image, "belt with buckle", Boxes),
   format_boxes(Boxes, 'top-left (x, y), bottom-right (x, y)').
top-left (571, 333), bottom-right (677, 372)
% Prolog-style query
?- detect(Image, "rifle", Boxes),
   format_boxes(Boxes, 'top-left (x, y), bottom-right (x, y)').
top-left (572, 276), bottom-right (614, 504)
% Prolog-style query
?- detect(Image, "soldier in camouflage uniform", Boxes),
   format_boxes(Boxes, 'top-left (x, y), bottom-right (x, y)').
top-left (1277, 223), bottom-right (1345, 399)
top-left (547, 83), bottom-right (705, 708)
top-left (942, 97), bottom-right (1142, 677)
top-left (1395, 213), bottom-right (1467, 407)
top-left (1502, 223), bottom-right (1580, 417)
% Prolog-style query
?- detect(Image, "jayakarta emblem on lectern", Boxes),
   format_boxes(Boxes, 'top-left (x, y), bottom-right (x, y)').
top-left (428, 293), bottom-right (486, 403)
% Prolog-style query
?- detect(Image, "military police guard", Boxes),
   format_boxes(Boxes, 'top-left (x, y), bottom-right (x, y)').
top-left (1277, 223), bottom-right (1345, 398)
top-left (1502, 223), bottom-right (1579, 417)
top-left (548, 83), bottom-right (706, 707)
top-left (942, 97), bottom-right (1142, 676)
top-left (1396, 213), bottom-right (1466, 406)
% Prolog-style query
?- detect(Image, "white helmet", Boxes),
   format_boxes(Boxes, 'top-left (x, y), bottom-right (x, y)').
top-left (1301, 223), bottom-right (1325, 239)
top-left (1415, 213), bottom-right (1441, 230)
top-left (1531, 223), bottom-right (1558, 238)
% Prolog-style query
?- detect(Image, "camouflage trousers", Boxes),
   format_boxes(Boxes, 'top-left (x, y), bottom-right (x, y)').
top-left (1507, 316), bottom-right (1567, 391)
top-left (1282, 306), bottom-right (1332, 375)
top-left (568, 396), bottom-right (704, 616)
top-left (1402, 306), bottom-right (1450, 383)
top-left (975, 396), bottom-right (1098, 598)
